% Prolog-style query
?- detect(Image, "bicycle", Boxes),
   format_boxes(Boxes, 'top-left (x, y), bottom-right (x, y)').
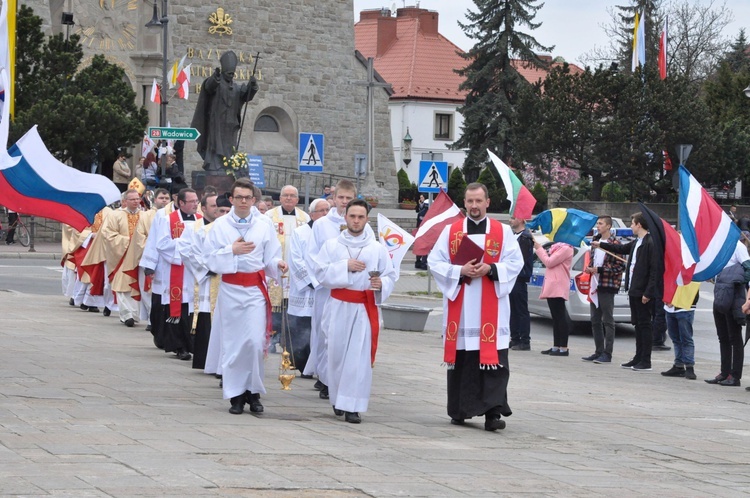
top-left (0, 215), bottom-right (31, 247)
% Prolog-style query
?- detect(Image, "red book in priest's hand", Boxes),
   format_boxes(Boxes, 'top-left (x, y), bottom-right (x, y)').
top-left (453, 235), bottom-right (485, 266)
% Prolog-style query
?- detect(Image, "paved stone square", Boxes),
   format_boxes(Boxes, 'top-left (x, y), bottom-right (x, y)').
top-left (2, 257), bottom-right (750, 496)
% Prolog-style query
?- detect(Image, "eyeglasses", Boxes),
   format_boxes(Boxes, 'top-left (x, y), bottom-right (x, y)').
top-left (232, 195), bottom-right (254, 202)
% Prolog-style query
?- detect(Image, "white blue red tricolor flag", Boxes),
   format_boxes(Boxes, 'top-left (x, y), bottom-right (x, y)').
top-left (0, 73), bottom-right (120, 231)
top-left (678, 165), bottom-right (740, 282)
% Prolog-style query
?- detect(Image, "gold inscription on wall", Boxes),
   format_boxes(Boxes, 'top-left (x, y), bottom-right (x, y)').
top-left (187, 48), bottom-right (262, 94)
top-left (208, 7), bottom-right (233, 36)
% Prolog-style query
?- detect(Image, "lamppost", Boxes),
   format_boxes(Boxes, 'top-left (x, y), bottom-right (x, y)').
top-left (743, 84), bottom-right (750, 98)
top-left (146, 0), bottom-right (169, 177)
top-left (402, 128), bottom-right (412, 166)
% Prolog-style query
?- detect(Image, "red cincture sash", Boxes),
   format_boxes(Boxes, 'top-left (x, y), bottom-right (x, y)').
top-left (445, 219), bottom-right (504, 368)
top-left (331, 288), bottom-right (379, 365)
top-left (168, 210), bottom-right (202, 318)
top-left (222, 271), bottom-right (273, 346)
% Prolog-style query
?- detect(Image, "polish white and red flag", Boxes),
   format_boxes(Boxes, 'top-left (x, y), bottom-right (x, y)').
top-left (150, 79), bottom-right (161, 104)
top-left (176, 64), bottom-right (191, 99)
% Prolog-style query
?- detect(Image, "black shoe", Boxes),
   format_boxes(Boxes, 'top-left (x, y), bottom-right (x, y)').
top-left (345, 412), bottom-right (361, 424)
top-left (548, 349), bottom-right (569, 356)
top-left (631, 362), bottom-right (652, 371)
top-left (228, 395), bottom-right (245, 415)
top-left (593, 353), bottom-right (612, 364)
top-left (87, 307), bottom-right (100, 313)
top-left (124, 318), bottom-right (135, 327)
top-left (511, 343), bottom-right (530, 351)
top-left (484, 415), bottom-right (506, 431)
top-left (652, 344), bottom-right (672, 351)
top-left (6, 240), bottom-right (15, 245)
top-left (450, 418), bottom-right (465, 426)
top-left (247, 392), bottom-right (264, 412)
top-left (176, 350), bottom-right (191, 361)
top-left (705, 374), bottom-right (728, 384)
top-left (319, 386), bottom-right (329, 399)
top-left (661, 365), bottom-right (686, 377)
top-left (300, 374), bottom-right (314, 379)
top-left (102, 307), bottom-right (111, 317)
top-left (145, 324), bottom-right (152, 332)
top-left (719, 375), bottom-right (741, 387)
top-left (333, 407), bottom-right (344, 416)
top-left (69, 298), bottom-right (75, 306)
top-left (540, 348), bottom-right (555, 355)
top-left (685, 367), bottom-right (696, 380)
top-left (582, 353), bottom-right (599, 362)
top-left (621, 359), bottom-right (638, 368)
top-left (313, 380), bottom-right (324, 391)
top-left (80, 304), bottom-right (89, 311)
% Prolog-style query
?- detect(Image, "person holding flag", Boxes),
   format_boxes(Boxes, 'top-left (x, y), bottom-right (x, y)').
top-left (427, 183), bottom-right (523, 431)
top-left (581, 216), bottom-right (625, 364)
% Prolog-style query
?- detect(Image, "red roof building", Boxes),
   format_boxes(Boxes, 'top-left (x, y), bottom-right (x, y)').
top-left (355, 7), bottom-right (583, 184)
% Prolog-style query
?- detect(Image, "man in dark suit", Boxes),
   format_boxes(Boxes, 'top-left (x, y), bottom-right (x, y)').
top-left (593, 212), bottom-right (659, 371)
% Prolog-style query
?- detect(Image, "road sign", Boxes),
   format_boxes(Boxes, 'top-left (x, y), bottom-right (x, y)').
top-left (418, 161), bottom-right (448, 193)
top-left (148, 127), bottom-right (201, 141)
top-left (298, 132), bottom-right (324, 172)
top-left (247, 155), bottom-right (265, 188)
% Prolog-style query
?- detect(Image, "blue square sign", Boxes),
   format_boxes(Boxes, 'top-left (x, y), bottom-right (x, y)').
top-left (298, 133), bottom-right (324, 172)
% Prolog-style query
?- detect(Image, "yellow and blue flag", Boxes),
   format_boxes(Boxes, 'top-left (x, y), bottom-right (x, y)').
top-left (528, 208), bottom-right (598, 247)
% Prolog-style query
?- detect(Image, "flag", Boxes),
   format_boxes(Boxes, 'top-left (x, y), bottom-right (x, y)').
top-left (638, 202), bottom-right (695, 306)
top-left (528, 208), bottom-right (597, 247)
top-left (679, 165), bottom-right (740, 281)
top-left (631, 11), bottom-right (646, 72)
top-left (412, 190), bottom-right (465, 256)
top-left (0, 0), bottom-right (14, 121)
top-left (142, 133), bottom-right (155, 158)
top-left (658, 17), bottom-right (668, 80)
top-left (0, 127), bottom-right (121, 232)
top-left (377, 213), bottom-right (414, 280)
top-left (176, 64), bottom-right (191, 99)
top-left (150, 79), bottom-right (161, 104)
top-left (487, 149), bottom-right (536, 219)
top-left (167, 54), bottom-right (187, 88)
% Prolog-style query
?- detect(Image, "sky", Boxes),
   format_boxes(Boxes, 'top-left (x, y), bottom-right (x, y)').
top-left (353, 0), bottom-right (750, 65)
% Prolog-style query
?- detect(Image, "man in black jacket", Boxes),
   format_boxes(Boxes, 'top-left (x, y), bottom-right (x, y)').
top-left (593, 212), bottom-right (659, 371)
top-left (509, 216), bottom-right (534, 350)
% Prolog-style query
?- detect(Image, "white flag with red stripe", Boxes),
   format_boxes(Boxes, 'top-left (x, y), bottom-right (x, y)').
top-left (176, 64), bottom-right (191, 99)
top-left (412, 190), bottom-right (465, 256)
top-left (150, 79), bottom-right (161, 104)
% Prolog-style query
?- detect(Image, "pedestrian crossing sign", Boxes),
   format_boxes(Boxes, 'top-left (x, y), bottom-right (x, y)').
top-left (298, 132), bottom-right (324, 172)
top-left (418, 161), bottom-right (448, 193)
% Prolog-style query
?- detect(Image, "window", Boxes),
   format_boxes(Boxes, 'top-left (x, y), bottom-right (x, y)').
top-left (434, 113), bottom-right (453, 140)
top-left (254, 115), bottom-right (280, 132)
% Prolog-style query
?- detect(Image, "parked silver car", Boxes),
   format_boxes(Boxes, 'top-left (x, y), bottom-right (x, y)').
top-left (527, 242), bottom-right (632, 324)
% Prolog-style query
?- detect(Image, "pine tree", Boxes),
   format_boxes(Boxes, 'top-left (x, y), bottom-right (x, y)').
top-left (452, 0), bottom-right (553, 182)
top-left (723, 29), bottom-right (750, 72)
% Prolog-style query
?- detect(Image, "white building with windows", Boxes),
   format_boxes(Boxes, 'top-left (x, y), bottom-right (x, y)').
top-left (355, 7), bottom-right (467, 186)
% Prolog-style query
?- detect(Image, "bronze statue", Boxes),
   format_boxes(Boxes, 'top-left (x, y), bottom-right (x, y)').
top-left (191, 50), bottom-right (259, 172)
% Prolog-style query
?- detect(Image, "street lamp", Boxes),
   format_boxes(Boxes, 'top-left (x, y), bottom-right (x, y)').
top-left (744, 84), bottom-right (750, 99)
top-left (146, 0), bottom-right (169, 177)
top-left (402, 128), bottom-right (412, 165)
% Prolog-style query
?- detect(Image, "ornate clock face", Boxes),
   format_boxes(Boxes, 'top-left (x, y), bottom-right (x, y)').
top-left (75, 0), bottom-right (138, 52)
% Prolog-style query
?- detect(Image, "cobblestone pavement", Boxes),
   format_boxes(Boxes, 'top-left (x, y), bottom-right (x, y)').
top-left (2, 251), bottom-right (750, 496)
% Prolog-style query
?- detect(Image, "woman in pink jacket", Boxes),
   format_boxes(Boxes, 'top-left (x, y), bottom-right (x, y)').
top-left (534, 241), bottom-right (574, 356)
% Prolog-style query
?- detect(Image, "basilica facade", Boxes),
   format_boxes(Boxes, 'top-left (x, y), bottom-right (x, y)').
top-left (27, 0), bottom-right (397, 198)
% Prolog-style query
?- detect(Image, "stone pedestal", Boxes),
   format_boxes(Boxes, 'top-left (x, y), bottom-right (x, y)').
top-left (192, 171), bottom-right (235, 198)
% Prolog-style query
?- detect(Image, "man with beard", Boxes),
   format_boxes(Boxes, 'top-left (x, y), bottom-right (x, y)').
top-left (428, 183), bottom-right (523, 431)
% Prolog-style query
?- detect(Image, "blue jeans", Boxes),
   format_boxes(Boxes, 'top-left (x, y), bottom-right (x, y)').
top-left (666, 310), bottom-right (694, 367)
